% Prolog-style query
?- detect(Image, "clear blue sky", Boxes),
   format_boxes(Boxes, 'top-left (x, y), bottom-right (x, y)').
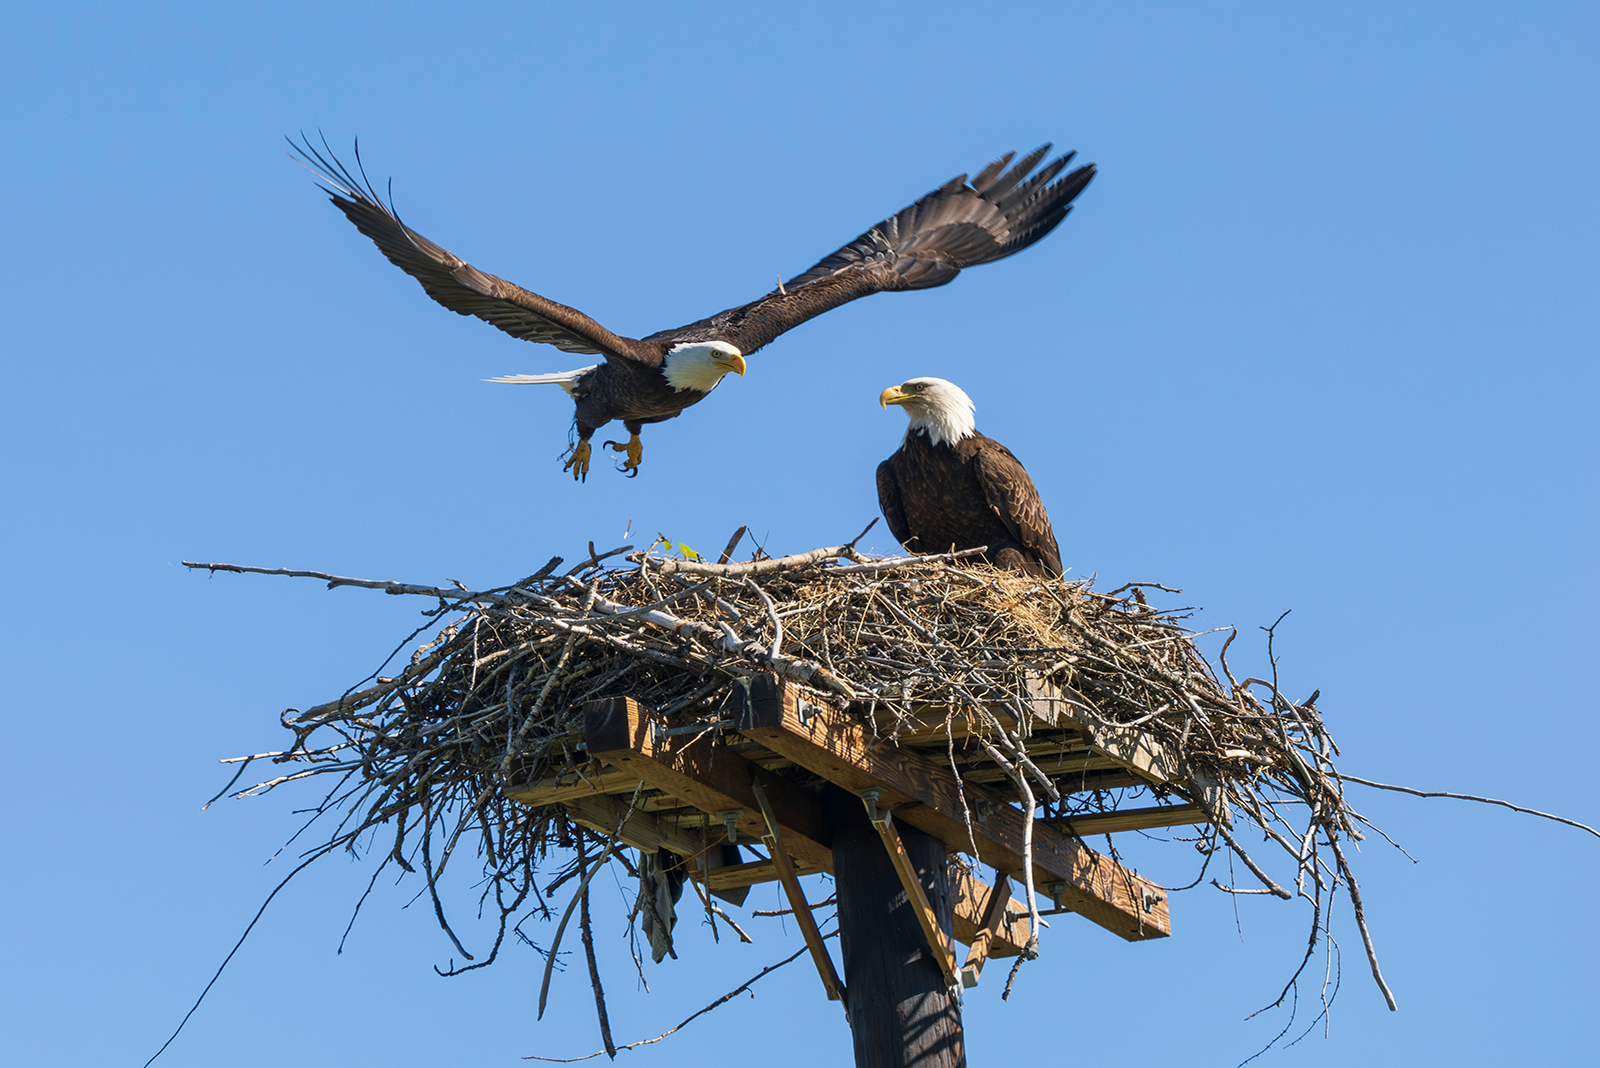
top-left (2, 2), bottom-right (1595, 1065)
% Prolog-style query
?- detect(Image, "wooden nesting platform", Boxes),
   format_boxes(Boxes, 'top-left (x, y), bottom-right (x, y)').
top-left (504, 673), bottom-right (1224, 987)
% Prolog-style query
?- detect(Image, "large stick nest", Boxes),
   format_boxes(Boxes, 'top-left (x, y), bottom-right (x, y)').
top-left (196, 533), bottom-right (1392, 1046)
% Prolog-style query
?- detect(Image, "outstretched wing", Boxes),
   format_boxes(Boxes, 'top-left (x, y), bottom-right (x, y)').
top-left (292, 137), bottom-right (660, 365)
top-left (645, 146), bottom-right (1095, 356)
top-left (972, 436), bottom-right (1063, 576)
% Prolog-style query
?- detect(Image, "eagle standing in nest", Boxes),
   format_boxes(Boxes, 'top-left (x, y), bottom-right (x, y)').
top-left (292, 139), bottom-right (1095, 480)
top-left (877, 377), bottom-right (1063, 577)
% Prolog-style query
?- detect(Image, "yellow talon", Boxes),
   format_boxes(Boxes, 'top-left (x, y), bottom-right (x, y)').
top-left (605, 433), bottom-right (644, 475)
top-left (563, 440), bottom-right (592, 482)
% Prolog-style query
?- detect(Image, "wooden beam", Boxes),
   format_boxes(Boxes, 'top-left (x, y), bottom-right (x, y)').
top-left (1049, 803), bottom-right (1207, 837)
top-left (584, 697), bottom-right (835, 871)
top-left (750, 777), bottom-right (846, 1003)
top-left (960, 872), bottom-right (1012, 988)
top-left (863, 798), bottom-right (958, 992)
top-left (579, 696), bottom-right (1035, 955)
top-left (503, 765), bottom-right (639, 807)
top-left (698, 856), bottom-right (827, 890)
top-left (737, 676), bottom-right (1171, 941)
top-left (949, 867), bottom-right (1028, 960)
top-left (1025, 676), bottom-right (1229, 823)
top-left (558, 792), bottom-right (704, 857)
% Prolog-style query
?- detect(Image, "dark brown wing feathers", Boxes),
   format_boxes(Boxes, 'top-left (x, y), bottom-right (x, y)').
top-left (290, 137), bottom-right (659, 364)
top-left (646, 145), bottom-right (1095, 355)
top-left (296, 138), bottom-right (1092, 369)
top-left (972, 439), bottom-right (1063, 576)
top-left (879, 430), bottom-right (1062, 577)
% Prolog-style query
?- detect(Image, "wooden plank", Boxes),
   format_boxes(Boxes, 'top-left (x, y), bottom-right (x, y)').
top-left (1049, 803), bottom-right (1206, 837)
top-left (737, 676), bottom-right (1171, 941)
top-left (950, 867), bottom-right (1029, 960)
top-left (698, 856), bottom-right (828, 890)
top-left (580, 696), bottom-right (1035, 956)
top-left (559, 792), bottom-right (705, 857)
top-left (960, 872), bottom-right (1012, 987)
top-left (1056, 768), bottom-right (1148, 794)
top-left (503, 765), bottom-right (640, 806)
top-left (750, 777), bottom-right (846, 1003)
top-left (1022, 676), bottom-right (1182, 785)
top-left (867, 803), bottom-right (958, 992)
top-left (1026, 676), bottom-right (1230, 822)
top-left (584, 697), bottom-right (835, 872)
top-left (958, 751), bottom-right (1125, 783)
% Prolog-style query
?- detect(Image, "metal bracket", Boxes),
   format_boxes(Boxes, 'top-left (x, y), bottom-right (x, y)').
top-left (858, 787), bottom-right (888, 829)
top-left (650, 717), bottom-right (732, 744)
top-left (794, 694), bottom-right (822, 727)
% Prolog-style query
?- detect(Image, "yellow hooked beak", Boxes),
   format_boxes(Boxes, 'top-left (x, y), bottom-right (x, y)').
top-left (718, 352), bottom-right (748, 377)
top-left (879, 385), bottom-right (911, 408)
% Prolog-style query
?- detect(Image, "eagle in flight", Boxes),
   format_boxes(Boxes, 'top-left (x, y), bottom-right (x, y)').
top-left (293, 138), bottom-right (1095, 480)
top-left (878, 377), bottom-right (1062, 577)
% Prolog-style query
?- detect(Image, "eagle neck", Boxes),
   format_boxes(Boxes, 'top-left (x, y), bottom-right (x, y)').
top-left (906, 407), bottom-right (976, 449)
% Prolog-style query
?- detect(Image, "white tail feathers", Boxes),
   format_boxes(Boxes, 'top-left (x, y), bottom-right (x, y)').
top-left (484, 365), bottom-right (598, 397)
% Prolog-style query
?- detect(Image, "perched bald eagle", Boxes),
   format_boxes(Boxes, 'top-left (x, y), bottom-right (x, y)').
top-left (877, 378), bottom-right (1062, 577)
top-left (292, 139), bottom-right (1095, 479)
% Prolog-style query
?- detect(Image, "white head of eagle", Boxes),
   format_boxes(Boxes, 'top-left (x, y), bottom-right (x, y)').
top-left (663, 341), bottom-right (747, 393)
top-left (879, 377), bottom-right (977, 448)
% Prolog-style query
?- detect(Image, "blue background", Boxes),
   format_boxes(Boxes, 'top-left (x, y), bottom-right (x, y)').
top-left (2, 2), bottom-right (1594, 1065)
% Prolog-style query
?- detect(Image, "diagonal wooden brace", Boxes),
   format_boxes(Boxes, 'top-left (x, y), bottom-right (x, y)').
top-left (749, 776), bottom-right (846, 1004)
top-left (577, 695), bottom-right (1033, 955)
top-left (960, 872), bottom-right (1012, 988)
top-left (737, 675), bottom-right (1171, 941)
top-left (860, 789), bottom-right (960, 995)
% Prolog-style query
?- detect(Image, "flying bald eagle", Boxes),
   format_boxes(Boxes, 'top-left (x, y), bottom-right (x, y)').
top-left (292, 138), bottom-right (1095, 480)
top-left (877, 377), bottom-right (1062, 577)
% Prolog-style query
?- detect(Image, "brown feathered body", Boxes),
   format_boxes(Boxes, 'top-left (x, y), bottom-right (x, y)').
top-left (877, 378), bottom-right (1061, 577)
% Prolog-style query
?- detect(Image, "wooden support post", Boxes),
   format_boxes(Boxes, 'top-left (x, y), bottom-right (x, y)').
top-left (737, 676), bottom-right (1171, 941)
top-left (959, 872), bottom-right (1011, 989)
top-left (750, 777), bottom-right (847, 1004)
top-left (829, 789), bottom-right (965, 1067)
top-left (860, 790), bottom-right (959, 994)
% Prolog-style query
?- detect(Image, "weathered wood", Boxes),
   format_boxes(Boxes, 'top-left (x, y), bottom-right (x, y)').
top-left (698, 856), bottom-right (828, 890)
top-left (1048, 802), bottom-right (1207, 836)
top-left (864, 800), bottom-right (959, 992)
top-left (959, 872), bottom-right (1011, 988)
top-left (750, 776), bottom-right (846, 1003)
top-left (577, 696), bottom-right (1036, 956)
top-left (949, 867), bottom-right (1028, 960)
top-left (559, 793), bottom-right (704, 857)
top-left (1025, 675), bottom-right (1229, 822)
top-left (584, 697), bottom-right (834, 870)
top-left (503, 765), bottom-right (640, 806)
top-left (830, 790), bottom-right (965, 1067)
top-left (737, 676), bottom-right (1171, 941)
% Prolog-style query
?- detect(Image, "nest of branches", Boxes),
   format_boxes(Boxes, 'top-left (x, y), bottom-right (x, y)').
top-left (194, 529), bottom-right (1392, 1049)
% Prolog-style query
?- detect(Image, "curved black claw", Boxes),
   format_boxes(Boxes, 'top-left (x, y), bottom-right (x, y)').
top-left (602, 437), bottom-right (644, 477)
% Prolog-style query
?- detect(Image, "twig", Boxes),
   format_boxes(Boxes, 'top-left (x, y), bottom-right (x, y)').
top-left (523, 942), bottom-right (815, 1062)
top-left (1333, 774), bottom-right (1600, 839)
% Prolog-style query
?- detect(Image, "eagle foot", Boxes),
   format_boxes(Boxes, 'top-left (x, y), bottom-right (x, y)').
top-left (563, 440), bottom-right (592, 482)
top-left (603, 434), bottom-right (644, 477)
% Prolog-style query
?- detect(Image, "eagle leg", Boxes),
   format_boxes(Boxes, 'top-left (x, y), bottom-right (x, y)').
top-left (603, 433), bottom-right (644, 477)
top-left (562, 440), bottom-right (592, 482)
